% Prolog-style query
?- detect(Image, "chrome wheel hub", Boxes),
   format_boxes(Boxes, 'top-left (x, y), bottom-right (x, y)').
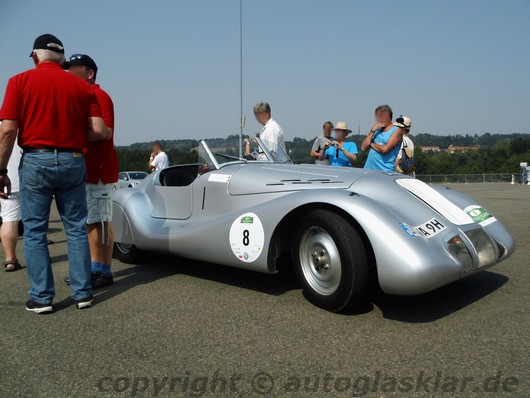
top-left (299, 227), bottom-right (341, 295)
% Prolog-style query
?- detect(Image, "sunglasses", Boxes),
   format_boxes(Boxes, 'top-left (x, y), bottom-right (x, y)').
top-left (69, 54), bottom-right (86, 61)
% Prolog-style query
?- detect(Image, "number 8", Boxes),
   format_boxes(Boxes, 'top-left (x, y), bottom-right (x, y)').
top-left (243, 229), bottom-right (250, 246)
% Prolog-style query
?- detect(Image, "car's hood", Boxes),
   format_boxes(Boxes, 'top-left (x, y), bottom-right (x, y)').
top-left (227, 163), bottom-right (371, 195)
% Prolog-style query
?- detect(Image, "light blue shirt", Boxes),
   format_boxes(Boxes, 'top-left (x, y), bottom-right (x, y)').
top-left (324, 142), bottom-right (358, 167)
top-left (364, 126), bottom-right (400, 172)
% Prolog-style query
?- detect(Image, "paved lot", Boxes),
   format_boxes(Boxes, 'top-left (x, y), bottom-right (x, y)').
top-left (0, 183), bottom-right (529, 397)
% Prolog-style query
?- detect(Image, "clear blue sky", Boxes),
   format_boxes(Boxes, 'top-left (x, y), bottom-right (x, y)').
top-left (1, 0), bottom-right (529, 145)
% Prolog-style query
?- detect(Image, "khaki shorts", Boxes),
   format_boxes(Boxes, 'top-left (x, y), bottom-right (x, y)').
top-left (0, 192), bottom-right (21, 222)
top-left (86, 182), bottom-right (115, 224)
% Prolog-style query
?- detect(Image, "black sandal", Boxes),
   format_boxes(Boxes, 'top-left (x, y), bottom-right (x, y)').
top-left (4, 260), bottom-right (22, 272)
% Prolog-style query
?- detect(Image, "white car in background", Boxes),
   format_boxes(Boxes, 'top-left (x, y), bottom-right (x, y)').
top-left (116, 171), bottom-right (149, 189)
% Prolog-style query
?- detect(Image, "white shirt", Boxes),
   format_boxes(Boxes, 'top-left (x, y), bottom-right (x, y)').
top-left (259, 118), bottom-right (286, 160)
top-left (7, 145), bottom-right (22, 193)
top-left (152, 151), bottom-right (169, 171)
top-left (397, 135), bottom-right (415, 177)
top-left (397, 135), bottom-right (414, 160)
top-left (0, 121), bottom-right (21, 192)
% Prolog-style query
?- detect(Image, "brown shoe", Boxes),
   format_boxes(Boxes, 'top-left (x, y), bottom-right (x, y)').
top-left (4, 260), bottom-right (22, 272)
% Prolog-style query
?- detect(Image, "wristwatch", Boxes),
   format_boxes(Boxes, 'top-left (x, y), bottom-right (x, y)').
top-left (0, 169), bottom-right (7, 176)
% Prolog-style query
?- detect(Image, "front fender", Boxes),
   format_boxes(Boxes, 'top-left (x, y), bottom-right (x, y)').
top-left (431, 185), bottom-right (516, 260)
top-left (264, 189), bottom-right (465, 295)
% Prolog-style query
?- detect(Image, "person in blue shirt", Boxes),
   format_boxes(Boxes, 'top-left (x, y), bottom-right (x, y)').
top-left (361, 104), bottom-right (403, 172)
top-left (319, 121), bottom-right (358, 167)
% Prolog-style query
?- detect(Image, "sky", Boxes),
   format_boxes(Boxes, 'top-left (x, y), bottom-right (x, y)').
top-left (1, 0), bottom-right (529, 146)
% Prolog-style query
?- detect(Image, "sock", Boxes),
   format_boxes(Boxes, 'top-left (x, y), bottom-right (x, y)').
top-left (91, 261), bottom-right (102, 274)
top-left (100, 263), bottom-right (112, 277)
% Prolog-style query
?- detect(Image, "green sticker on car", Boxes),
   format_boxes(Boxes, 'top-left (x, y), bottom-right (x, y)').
top-left (465, 205), bottom-right (496, 226)
top-left (240, 216), bottom-right (254, 224)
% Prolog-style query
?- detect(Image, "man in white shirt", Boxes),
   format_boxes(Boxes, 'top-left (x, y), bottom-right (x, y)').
top-left (149, 141), bottom-right (169, 172)
top-left (253, 102), bottom-right (286, 160)
top-left (0, 123), bottom-right (23, 271)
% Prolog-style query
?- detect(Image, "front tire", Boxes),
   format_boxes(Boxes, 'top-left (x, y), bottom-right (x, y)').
top-left (113, 242), bottom-right (142, 264)
top-left (293, 209), bottom-right (368, 312)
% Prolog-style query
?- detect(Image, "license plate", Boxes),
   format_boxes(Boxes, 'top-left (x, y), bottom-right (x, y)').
top-left (414, 218), bottom-right (447, 238)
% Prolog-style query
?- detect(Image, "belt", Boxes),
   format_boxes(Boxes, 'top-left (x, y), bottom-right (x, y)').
top-left (23, 147), bottom-right (83, 154)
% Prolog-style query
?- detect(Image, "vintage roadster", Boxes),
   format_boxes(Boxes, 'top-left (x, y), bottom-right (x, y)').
top-left (112, 138), bottom-right (515, 312)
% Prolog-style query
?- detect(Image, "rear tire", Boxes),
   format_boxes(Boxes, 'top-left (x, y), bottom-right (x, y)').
top-left (113, 242), bottom-right (142, 264)
top-left (293, 209), bottom-right (368, 312)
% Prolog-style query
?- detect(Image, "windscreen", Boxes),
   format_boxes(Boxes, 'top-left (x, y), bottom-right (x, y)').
top-left (129, 172), bottom-right (148, 180)
top-left (197, 138), bottom-right (291, 172)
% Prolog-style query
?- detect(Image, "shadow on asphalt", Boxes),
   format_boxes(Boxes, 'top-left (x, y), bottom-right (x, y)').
top-left (51, 254), bottom-right (69, 263)
top-left (94, 253), bottom-right (300, 306)
top-left (362, 270), bottom-right (509, 322)
top-left (101, 253), bottom-right (509, 323)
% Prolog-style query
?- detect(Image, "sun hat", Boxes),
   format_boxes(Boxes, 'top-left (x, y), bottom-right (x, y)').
top-left (394, 116), bottom-right (412, 129)
top-left (333, 121), bottom-right (352, 134)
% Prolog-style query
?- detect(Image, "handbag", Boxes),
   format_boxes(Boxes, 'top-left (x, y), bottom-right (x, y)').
top-left (398, 139), bottom-right (416, 174)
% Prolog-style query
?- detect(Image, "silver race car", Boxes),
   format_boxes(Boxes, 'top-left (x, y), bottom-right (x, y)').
top-left (112, 138), bottom-right (515, 312)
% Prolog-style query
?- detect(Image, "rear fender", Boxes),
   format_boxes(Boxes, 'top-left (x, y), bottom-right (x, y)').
top-left (113, 202), bottom-right (134, 245)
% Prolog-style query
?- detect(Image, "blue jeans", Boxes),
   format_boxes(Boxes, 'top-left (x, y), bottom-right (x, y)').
top-left (19, 151), bottom-right (92, 304)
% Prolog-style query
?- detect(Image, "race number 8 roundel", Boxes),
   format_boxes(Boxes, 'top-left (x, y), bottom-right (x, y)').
top-left (229, 212), bottom-right (265, 263)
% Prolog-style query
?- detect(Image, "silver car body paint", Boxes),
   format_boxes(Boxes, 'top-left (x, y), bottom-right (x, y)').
top-left (113, 140), bottom-right (515, 296)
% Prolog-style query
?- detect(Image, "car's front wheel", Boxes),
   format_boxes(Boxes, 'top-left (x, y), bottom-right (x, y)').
top-left (293, 209), bottom-right (368, 312)
top-left (113, 242), bottom-right (142, 264)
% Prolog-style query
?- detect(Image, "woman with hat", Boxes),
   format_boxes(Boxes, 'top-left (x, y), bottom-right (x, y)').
top-left (319, 121), bottom-right (358, 167)
top-left (394, 116), bottom-right (415, 175)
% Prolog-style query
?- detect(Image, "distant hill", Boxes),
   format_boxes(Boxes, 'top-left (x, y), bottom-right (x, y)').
top-left (118, 132), bottom-right (529, 152)
top-left (115, 133), bottom-right (530, 174)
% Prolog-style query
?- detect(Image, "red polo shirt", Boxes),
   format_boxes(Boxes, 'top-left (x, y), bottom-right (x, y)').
top-left (0, 61), bottom-right (101, 149)
top-left (85, 85), bottom-right (118, 184)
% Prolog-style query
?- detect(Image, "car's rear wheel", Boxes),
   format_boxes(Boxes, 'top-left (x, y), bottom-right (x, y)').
top-left (293, 209), bottom-right (368, 312)
top-left (113, 242), bottom-right (142, 264)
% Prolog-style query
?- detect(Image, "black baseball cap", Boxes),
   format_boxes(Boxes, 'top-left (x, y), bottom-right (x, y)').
top-left (30, 34), bottom-right (64, 57)
top-left (65, 54), bottom-right (98, 73)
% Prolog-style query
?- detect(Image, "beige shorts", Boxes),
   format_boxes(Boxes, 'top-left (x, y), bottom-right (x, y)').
top-left (0, 192), bottom-right (21, 222)
top-left (86, 182), bottom-right (115, 224)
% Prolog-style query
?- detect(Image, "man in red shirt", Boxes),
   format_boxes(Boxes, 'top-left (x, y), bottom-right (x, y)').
top-left (66, 54), bottom-right (118, 289)
top-left (0, 34), bottom-right (111, 313)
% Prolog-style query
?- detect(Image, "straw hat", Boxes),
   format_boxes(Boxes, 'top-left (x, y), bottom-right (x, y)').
top-left (333, 121), bottom-right (352, 134)
top-left (394, 116), bottom-right (412, 129)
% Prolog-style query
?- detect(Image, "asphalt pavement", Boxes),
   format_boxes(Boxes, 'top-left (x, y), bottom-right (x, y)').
top-left (0, 183), bottom-right (528, 398)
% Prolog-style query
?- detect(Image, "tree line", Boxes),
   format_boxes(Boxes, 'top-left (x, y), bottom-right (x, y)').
top-left (116, 133), bottom-right (530, 175)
